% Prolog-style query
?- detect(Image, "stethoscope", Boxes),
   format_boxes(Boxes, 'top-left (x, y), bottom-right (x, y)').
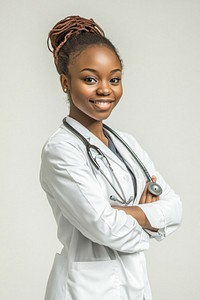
top-left (63, 118), bottom-right (162, 205)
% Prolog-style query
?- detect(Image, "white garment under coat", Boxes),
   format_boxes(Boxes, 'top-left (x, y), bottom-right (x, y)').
top-left (40, 116), bottom-right (182, 300)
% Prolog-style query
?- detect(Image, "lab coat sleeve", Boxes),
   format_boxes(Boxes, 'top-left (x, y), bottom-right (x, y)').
top-left (122, 133), bottom-right (183, 241)
top-left (40, 139), bottom-right (149, 253)
top-left (137, 179), bottom-right (182, 240)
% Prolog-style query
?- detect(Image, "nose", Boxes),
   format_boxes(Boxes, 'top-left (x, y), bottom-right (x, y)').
top-left (96, 81), bottom-right (112, 96)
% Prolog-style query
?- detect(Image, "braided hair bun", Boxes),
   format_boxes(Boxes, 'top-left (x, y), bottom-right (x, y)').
top-left (47, 15), bottom-right (122, 75)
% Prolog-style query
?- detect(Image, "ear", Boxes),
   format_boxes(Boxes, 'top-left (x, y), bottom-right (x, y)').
top-left (60, 74), bottom-right (70, 93)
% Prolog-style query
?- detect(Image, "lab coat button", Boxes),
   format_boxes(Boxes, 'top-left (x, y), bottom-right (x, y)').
top-left (123, 174), bottom-right (129, 181)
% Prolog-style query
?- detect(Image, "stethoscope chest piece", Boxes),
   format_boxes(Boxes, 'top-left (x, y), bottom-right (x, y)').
top-left (148, 182), bottom-right (162, 196)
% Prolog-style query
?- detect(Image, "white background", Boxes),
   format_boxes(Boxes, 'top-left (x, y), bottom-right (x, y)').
top-left (1, 0), bottom-right (199, 299)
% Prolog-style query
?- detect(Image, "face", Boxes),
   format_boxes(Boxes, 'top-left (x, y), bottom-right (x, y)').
top-left (60, 45), bottom-right (123, 126)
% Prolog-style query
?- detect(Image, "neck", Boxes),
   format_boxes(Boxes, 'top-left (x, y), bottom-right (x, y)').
top-left (69, 114), bottom-right (108, 146)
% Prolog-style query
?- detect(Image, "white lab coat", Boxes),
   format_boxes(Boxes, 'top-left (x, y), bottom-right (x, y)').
top-left (40, 116), bottom-right (182, 300)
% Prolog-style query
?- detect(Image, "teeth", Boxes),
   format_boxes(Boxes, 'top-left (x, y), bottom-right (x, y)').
top-left (95, 102), bottom-right (111, 106)
top-left (92, 101), bottom-right (112, 104)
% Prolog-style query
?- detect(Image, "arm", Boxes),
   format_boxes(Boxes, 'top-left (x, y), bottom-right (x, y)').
top-left (113, 177), bottom-right (159, 231)
top-left (113, 132), bottom-right (182, 240)
top-left (40, 139), bottom-right (150, 253)
top-left (112, 206), bottom-right (155, 230)
top-left (113, 174), bottom-right (182, 240)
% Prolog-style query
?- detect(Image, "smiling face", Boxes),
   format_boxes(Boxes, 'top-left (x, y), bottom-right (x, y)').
top-left (60, 45), bottom-right (123, 127)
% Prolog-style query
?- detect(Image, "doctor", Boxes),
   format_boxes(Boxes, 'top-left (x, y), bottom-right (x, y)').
top-left (40, 16), bottom-right (182, 300)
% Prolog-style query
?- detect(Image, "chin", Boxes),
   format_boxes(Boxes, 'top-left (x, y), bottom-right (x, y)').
top-left (93, 111), bottom-right (113, 122)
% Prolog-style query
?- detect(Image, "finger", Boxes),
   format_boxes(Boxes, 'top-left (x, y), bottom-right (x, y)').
top-left (150, 176), bottom-right (160, 201)
top-left (147, 185), bottom-right (160, 202)
top-left (146, 193), bottom-right (159, 203)
top-left (145, 187), bottom-right (154, 203)
top-left (139, 182), bottom-right (148, 204)
top-left (152, 175), bottom-right (157, 182)
top-left (146, 178), bottom-right (159, 202)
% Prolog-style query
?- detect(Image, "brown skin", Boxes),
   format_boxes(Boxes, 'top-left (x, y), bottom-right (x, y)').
top-left (60, 45), bottom-right (159, 231)
top-left (60, 45), bottom-right (122, 144)
top-left (113, 176), bottom-right (159, 231)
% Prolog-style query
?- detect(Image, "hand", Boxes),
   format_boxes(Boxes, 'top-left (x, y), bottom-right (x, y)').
top-left (139, 176), bottom-right (160, 204)
top-left (112, 176), bottom-right (160, 230)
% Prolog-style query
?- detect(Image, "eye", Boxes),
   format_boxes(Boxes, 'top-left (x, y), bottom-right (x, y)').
top-left (83, 77), bottom-right (97, 84)
top-left (110, 77), bottom-right (121, 85)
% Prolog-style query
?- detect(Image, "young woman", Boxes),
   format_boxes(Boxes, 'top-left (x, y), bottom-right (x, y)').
top-left (40, 16), bottom-right (182, 300)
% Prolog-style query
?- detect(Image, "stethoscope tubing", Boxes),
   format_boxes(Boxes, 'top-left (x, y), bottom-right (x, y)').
top-left (62, 118), bottom-right (162, 197)
top-left (103, 124), bottom-right (152, 181)
top-left (103, 124), bottom-right (162, 196)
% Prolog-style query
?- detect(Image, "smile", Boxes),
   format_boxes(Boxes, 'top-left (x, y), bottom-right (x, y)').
top-left (89, 100), bottom-right (114, 104)
top-left (89, 100), bottom-right (114, 110)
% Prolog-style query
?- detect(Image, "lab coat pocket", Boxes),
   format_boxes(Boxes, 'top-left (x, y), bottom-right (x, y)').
top-left (68, 260), bottom-right (121, 300)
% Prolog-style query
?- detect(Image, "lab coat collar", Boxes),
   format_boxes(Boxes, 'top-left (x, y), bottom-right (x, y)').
top-left (61, 116), bottom-right (128, 172)
top-left (63, 116), bottom-right (95, 140)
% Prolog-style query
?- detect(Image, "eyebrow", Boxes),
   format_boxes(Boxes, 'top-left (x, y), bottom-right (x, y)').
top-left (80, 68), bottom-right (122, 74)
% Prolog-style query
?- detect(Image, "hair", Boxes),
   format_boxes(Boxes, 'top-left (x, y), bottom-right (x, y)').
top-left (47, 15), bottom-right (122, 76)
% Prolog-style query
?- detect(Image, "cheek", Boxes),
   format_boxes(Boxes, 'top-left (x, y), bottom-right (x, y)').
top-left (69, 86), bottom-right (90, 109)
top-left (116, 85), bottom-right (123, 99)
top-left (71, 82), bottom-right (90, 97)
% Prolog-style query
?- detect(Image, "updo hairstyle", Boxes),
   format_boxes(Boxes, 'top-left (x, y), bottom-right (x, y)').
top-left (47, 16), bottom-right (122, 77)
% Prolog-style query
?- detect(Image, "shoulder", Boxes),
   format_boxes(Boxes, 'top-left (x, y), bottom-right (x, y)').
top-left (41, 125), bottom-right (86, 164)
top-left (114, 130), bottom-right (144, 152)
top-left (112, 129), bottom-right (153, 167)
top-left (117, 131), bottom-right (138, 143)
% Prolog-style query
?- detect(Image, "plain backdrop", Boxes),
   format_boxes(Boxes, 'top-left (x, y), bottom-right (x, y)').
top-left (1, 0), bottom-right (200, 299)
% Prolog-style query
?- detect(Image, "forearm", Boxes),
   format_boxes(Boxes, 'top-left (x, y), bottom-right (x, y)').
top-left (112, 205), bottom-right (158, 231)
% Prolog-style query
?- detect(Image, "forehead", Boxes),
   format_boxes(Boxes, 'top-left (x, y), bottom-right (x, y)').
top-left (69, 45), bottom-right (122, 72)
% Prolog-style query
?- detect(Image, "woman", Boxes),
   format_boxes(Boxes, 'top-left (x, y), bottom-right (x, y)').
top-left (40, 15), bottom-right (182, 300)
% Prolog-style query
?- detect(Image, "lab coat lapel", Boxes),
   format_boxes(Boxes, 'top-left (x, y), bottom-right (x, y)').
top-left (87, 132), bottom-right (128, 172)
top-left (62, 117), bottom-right (141, 202)
top-left (63, 117), bottom-right (128, 171)
top-left (108, 130), bottom-right (146, 202)
top-left (107, 131), bottom-right (140, 176)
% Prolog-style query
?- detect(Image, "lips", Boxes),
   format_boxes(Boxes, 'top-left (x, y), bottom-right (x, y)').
top-left (89, 99), bottom-right (114, 110)
top-left (89, 100), bottom-right (114, 104)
